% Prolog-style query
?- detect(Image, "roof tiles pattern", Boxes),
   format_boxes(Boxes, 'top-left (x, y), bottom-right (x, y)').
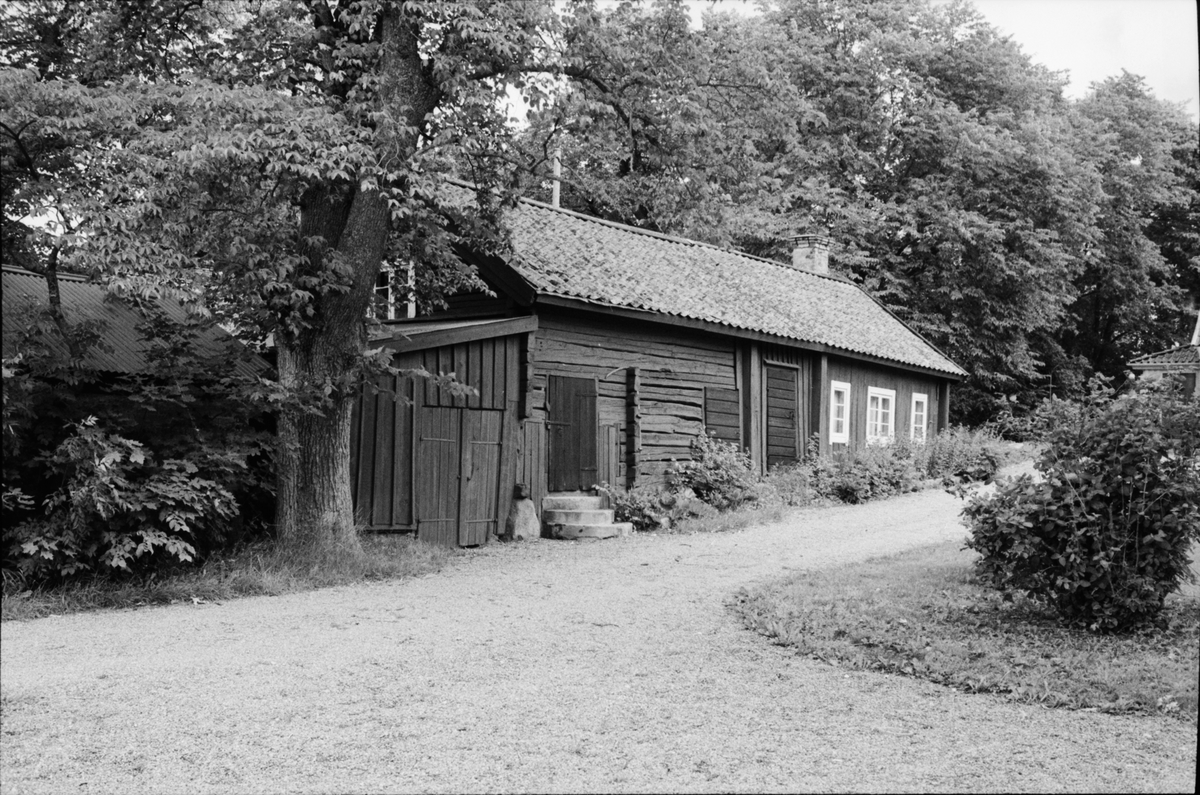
top-left (502, 198), bottom-right (965, 376)
top-left (1129, 344), bottom-right (1200, 367)
top-left (2, 267), bottom-right (259, 376)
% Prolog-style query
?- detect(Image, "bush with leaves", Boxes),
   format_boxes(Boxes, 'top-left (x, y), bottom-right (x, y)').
top-left (666, 433), bottom-right (758, 511)
top-left (906, 425), bottom-right (1005, 483)
top-left (7, 417), bottom-right (240, 581)
top-left (595, 482), bottom-right (714, 532)
top-left (807, 442), bottom-right (922, 504)
top-left (963, 380), bottom-right (1200, 632)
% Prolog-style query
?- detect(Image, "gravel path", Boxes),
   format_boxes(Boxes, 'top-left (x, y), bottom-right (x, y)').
top-left (1, 486), bottom-right (1196, 794)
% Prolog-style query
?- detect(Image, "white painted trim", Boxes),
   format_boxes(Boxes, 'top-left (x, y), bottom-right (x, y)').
top-left (910, 392), bottom-right (928, 442)
top-left (866, 386), bottom-right (896, 443)
top-left (830, 380), bottom-right (851, 444)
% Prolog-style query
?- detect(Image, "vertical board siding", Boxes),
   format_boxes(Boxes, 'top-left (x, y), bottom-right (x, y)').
top-left (519, 419), bottom-right (548, 511)
top-left (598, 424), bottom-right (621, 488)
top-left (459, 409), bottom-right (504, 546)
top-left (826, 355), bottom-right (944, 448)
top-left (416, 405), bottom-right (459, 547)
top-left (765, 365), bottom-right (799, 468)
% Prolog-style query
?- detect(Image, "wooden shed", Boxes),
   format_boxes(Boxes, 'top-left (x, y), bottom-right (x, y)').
top-left (350, 317), bottom-right (534, 546)
top-left (352, 185), bottom-right (967, 546)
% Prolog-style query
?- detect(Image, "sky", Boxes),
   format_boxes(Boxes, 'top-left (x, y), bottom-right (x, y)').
top-left (685, 0), bottom-right (1200, 122)
top-left (969, 0), bottom-right (1200, 120)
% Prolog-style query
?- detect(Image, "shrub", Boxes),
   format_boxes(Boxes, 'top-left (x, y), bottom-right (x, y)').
top-left (760, 462), bottom-right (813, 507)
top-left (808, 443), bottom-right (921, 504)
top-left (962, 381), bottom-right (1200, 632)
top-left (910, 425), bottom-right (1005, 483)
top-left (666, 433), bottom-right (757, 511)
top-left (596, 483), bottom-right (714, 532)
top-left (5, 417), bottom-right (241, 583)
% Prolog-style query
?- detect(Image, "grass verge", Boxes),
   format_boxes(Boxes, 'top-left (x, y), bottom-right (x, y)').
top-left (1, 533), bottom-right (452, 622)
top-left (730, 540), bottom-right (1199, 720)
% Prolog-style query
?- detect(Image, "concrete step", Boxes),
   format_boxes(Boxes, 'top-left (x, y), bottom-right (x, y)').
top-left (542, 508), bottom-right (614, 525)
top-left (542, 495), bottom-right (605, 511)
top-left (550, 522), bottom-right (635, 540)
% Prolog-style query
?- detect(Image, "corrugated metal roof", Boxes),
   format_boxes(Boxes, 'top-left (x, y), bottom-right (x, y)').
top-left (447, 183), bottom-right (966, 377)
top-left (2, 267), bottom-right (263, 377)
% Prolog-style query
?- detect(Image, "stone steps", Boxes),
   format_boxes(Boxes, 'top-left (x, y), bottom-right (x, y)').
top-left (541, 492), bottom-right (632, 540)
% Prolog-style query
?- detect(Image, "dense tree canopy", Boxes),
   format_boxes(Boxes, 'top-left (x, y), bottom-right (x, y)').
top-left (518, 0), bottom-right (1199, 422)
top-left (2, 0), bottom-right (1197, 563)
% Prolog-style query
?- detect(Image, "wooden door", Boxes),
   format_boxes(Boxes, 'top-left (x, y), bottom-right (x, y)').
top-left (547, 375), bottom-right (598, 492)
top-left (766, 365), bottom-right (800, 469)
top-left (416, 406), bottom-right (461, 547)
top-left (459, 409), bottom-right (503, 546)
top-left (416, 406), bottom-right (504, 547)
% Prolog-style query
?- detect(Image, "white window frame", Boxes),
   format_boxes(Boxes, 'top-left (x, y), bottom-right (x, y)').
top-left (866, 387), bottom-right (896, 444)
top-left (910, 392), bottom-right (928, 442)
top-left (829, 380), bottom-right (851, 444)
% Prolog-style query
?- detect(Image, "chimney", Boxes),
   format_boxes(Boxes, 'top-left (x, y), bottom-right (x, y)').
top-left (788, 233), bottom-right (831, 276)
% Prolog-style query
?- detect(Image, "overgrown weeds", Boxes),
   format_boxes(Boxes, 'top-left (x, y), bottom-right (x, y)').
top-left (0, 533), bottom-right (451, 622)
top-left (731, 541), bottom-right (1200, 720)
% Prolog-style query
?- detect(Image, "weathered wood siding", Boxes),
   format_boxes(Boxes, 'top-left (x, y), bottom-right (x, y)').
top-left (351, 332), bottom-right (522, 546)
top-left (529, 310), bottom-right (738, 486)
top-left (824, 355), bottom-right (945, 450)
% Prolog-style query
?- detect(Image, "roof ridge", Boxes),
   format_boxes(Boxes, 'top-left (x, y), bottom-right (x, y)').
top-left (442, 177), bottom-right (854, 285)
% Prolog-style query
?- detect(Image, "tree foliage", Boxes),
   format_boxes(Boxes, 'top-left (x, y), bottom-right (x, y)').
top-left (517, 0), bottom-right (1200, 422)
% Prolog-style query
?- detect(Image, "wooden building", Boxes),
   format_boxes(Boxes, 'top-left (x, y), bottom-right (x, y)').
top-left (352, 188), bottom-right (966, 546)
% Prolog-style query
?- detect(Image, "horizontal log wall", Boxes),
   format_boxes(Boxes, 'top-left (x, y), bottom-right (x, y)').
top-left (530, 310), bottom-right (738, 486)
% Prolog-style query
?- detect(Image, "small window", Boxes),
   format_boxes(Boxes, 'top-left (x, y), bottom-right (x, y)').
top-left (830, 380), bottom-right (851, 444)
top-left (866, 387), bottom-right (896, 444)
top-left (910, 392), bottom-right (928, 442)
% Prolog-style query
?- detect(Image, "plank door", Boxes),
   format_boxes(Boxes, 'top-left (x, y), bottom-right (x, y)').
top-left (416, 406), bottom-right (461, 547)
top-left (765, 365), bottom-right (800, 469)
top-left (547, 375), bottom-right (598, 492)
top-left (459, 409), bottom-right (503, 546)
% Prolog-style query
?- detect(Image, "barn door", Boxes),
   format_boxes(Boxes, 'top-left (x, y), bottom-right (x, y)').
top-left (459, 409), bottom-right (503, 546)
top-left (547, 375), bottom-right (598, 492)
top-left (765, 365), bottom-right (800, 469)
top-left (416, 407), bottom-right (504, 547)
top-left (416, 406), bottom-right (460, 547)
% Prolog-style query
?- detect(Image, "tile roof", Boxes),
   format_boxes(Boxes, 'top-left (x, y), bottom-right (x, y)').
top-left (2, 267), bottom-right (262, 376)
top-left (1129, 344), bottom-right (1200, 368)
top-left (492, 193), bottom-right (966, 377)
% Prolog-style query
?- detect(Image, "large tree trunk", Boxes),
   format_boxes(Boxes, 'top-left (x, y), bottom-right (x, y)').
top-left (273, 8), bottom-right (440, 558)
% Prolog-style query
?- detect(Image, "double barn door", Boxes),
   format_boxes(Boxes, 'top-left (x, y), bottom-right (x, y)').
top-left (416, 407), bottom-right (503, 547)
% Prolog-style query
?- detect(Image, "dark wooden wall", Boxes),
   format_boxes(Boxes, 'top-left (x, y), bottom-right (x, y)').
top-left (527, 309), bottom-right (738, 487)
top-left (351, 332), bottom-right (522, 546)
top-left (823, 355), bottom-right (945, 450)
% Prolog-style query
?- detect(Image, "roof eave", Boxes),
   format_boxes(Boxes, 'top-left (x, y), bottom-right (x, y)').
top-left (536, 294), bottom-right (967, 381)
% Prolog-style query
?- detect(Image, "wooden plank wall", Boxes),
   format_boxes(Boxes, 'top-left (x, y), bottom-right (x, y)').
top-left (350, 372), bottom-right (414, 528)
top-left (530, 310), bottom-right (738, 486)
top-left (703, 387), bottom-right (741, 445)
top-left (517, 420), bottom-right (548, 511)
top-left (826, 355), bottom-right (945, 449)
top-left (352, 333), bottom-right (522, 536)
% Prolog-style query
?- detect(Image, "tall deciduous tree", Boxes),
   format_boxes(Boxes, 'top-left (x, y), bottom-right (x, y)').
top-left (1, 0), bottom-right (592, 559)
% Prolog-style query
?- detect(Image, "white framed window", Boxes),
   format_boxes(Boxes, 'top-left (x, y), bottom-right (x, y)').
top-left (829, 380), bottom-right (851, 444)
top-left (373, 263), bottom-right (417, 320)
top-left (866, 387), bottom-right (896, 444)
top-left (910, 392), bottom-right (928, 442)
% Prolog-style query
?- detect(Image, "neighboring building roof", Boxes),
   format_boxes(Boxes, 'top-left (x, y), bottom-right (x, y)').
top-left (446, 183), bottom-right (966, 378)
top-left (2, 267), bottom-right (262, 377)
top-left (1129, 344), bottom-right (1200, 369)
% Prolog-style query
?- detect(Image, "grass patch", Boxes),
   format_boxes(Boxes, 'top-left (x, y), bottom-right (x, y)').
top-left (1, 533), bottom-right (452, 622)
top-left (730, 540), bottom-right (1200, 720)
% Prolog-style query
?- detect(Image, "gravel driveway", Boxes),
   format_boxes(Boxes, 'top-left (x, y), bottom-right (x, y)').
top-left (1, 487), bottom-right (1196, 794)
